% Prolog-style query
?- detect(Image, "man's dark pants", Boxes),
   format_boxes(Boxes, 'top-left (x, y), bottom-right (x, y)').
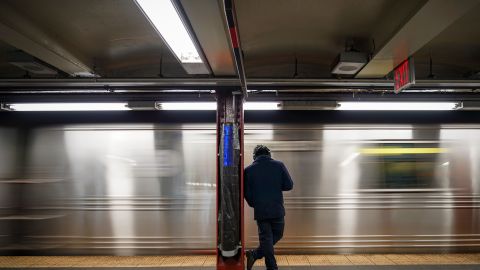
top-left (251, 217), bottom-right (285, 270)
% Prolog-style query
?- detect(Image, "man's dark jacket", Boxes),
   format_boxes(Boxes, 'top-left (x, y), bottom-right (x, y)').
top-left (244, 155), bottom-right (294, 220)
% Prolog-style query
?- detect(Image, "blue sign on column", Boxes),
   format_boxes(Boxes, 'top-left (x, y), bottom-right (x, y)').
top-left (223, 124), bottom-right (233, 166)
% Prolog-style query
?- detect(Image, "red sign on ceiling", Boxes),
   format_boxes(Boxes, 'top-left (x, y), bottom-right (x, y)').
top-left (394, 57), bottom-right (415, 94)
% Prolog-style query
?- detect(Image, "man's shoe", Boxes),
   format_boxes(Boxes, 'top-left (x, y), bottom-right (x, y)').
top-left (246, 250), bottom-right (257, 270)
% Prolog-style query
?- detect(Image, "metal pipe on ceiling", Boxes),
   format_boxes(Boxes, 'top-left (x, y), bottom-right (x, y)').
top-left (0, 79), bottom-right (480, 91)
top-left (0, 78), bottom-right (238, 89)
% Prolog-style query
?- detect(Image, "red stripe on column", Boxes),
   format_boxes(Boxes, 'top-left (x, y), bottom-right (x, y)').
top-left (229, 27), bottom-right (239, 49)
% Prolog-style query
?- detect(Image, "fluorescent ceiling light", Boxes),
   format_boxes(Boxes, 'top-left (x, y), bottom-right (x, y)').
top-left (135, 0), bottom-right (202, 64)
top-left (9, 103), bottom-right (130, 111)
top-left (337, 102), bottom-right (460, 111)
top-left (244, 102), bottom-right (280, 110)
top-left (158, 102), bottom-right (216, 110)
top-left (157, 102), bottom-right (280, 110)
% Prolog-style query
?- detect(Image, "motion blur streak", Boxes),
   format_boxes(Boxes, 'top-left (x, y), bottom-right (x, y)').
top-left (360, 147), bottom-right (447, 155)
top-left (0, 124), bottom-right (479, 255)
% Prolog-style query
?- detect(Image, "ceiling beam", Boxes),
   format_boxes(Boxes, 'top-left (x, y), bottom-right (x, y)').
top-left (180, 0), bottom-right (236, 76)
top-left (223, 0), bottom-right (248, 95)
top-left (356, 0), bottom-right (480, 78)
top-left (0, 2), bottom-right (95, 77)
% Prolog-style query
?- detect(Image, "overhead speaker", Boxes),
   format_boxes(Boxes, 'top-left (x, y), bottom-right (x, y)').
top-left (331, 51), bottom-right (368, 76)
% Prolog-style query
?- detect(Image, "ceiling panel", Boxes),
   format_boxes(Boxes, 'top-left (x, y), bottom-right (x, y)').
top-left (235, 0), bottom-right (431, 78)
top-left (413, 4), bottom-right (480, 79)
top-left (0, 40), bottom-right (26, 78)
top-left (3, 0), bottom-right (187, 77)
top-left (0, 0), bottom-right (479, 81)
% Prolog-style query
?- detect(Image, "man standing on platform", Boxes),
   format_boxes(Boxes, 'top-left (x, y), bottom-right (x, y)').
top-left (244, 145), bottom-right (294, 270)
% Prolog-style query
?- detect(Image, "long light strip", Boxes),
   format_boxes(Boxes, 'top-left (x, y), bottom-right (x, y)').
top-left (6, 101), bottom-right (461, 111)
top-left (337, 102), bottom-right (460, 111)
top-left (135, 0), bottom-right (202, 64)
top-left (158, 102), bottom-right (280, 110)
top-left (9, 103), bottom-right (131, 111)
top-left (5, 102), bottom-right (279, 111)
top-left (159, 102), bottom-right (216, 110)
top-left (244, 102), bottom-right (280, 110)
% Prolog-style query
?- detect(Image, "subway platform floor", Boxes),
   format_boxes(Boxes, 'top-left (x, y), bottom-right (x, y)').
top-left (0, 254), bottom-right (479, 269)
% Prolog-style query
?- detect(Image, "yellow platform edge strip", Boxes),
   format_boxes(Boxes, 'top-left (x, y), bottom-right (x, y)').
top-left (0, 254), bottom-right (478, 267)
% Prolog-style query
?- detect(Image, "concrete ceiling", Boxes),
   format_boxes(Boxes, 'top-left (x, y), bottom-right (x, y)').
top-left (1, 0), bottom-right (186, 77)
top-left (413, 3), bottom-right (480, 79)
top-left (0, 0), bottom-right (479, 80)
top-left (0, 40), bottom-right (25, 77)
top-left (235, 0), bottom-right (426, 78)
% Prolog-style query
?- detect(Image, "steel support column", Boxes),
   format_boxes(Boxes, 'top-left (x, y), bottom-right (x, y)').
top-left (216, 90), bottom-right (244, 270)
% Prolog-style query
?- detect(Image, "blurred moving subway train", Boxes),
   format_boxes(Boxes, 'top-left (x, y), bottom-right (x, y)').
top-left (0, 116), bottom-right (479, 255)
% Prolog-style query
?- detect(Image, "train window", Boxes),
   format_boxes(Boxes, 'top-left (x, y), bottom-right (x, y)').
top-left (358, 143), bottom-right (444, 189)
